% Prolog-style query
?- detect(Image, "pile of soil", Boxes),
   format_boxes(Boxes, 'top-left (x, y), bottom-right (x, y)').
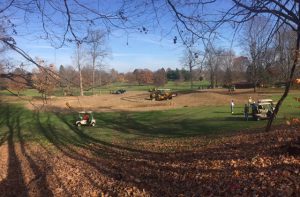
top-left (21, 89), bottom-right (272, 112)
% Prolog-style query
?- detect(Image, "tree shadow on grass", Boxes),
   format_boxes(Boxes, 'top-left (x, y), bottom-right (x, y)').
top-left (91, 111), bottom-right (259, 138)
top-left (0, 104), bottom-right (55, 197)
top-left (1, 103), bottom-right (299, 196)
top-left (38, 111), bottom-right (300, 196)
top-left (0, 133), bottom-right (7, 147)
top-left (35, 112), bottom-right (168, 195)
top-left (16, 115), bottom-right (53, 196)
top-left (0, 105), bottom-right (28, 197)
top-left (55, 112), bottom-right (161, 155)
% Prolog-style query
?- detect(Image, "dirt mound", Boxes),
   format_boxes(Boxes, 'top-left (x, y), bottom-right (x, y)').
top-left (22, 89), bottom-right (269, 112)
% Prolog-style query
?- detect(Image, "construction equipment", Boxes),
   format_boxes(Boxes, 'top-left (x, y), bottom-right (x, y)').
top-left (149, 89), bottom-right (177, 101)
top-left (110, 89), bottom-right (126, 94)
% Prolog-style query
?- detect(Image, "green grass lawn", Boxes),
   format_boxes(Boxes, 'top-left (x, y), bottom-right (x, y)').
top-left (0, 88), bottom-right (40, 97)
top-left (1, 92), bottom-right (299, 148)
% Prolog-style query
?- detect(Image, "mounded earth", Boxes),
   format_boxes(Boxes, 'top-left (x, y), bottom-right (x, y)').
top-left (18, 89), bottom-right (284, 112)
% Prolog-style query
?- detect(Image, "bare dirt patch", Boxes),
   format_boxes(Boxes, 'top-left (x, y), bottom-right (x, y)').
top-left (19, 89), bottom-right (275, 112)
top-left (0, 126), bottom-right (299, 196)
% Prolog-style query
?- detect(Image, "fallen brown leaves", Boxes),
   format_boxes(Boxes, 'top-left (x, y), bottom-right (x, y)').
top-left (0, 126), bottom-right (300, 196)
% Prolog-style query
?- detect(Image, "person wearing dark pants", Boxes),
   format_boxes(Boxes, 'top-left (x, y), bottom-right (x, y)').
top-left (244, 104), bottom-right (249, 121)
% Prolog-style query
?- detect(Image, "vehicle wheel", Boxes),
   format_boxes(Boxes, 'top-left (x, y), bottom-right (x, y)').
top-left (91, 122), bottom-right (95, 127)
top-left (77, 123), bottom-right (81, 127)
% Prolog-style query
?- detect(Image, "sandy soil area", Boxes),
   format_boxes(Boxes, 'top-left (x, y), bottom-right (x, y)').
top-left (18, 89), bottom-right (276, 112)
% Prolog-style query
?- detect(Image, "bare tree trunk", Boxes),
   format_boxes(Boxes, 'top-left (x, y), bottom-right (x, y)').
top-left (189, 61), bottom-right (193, 89)
top-left (210, 72), bottom-right (214, 88)
top-left (252, 63), bottom-right (256, 93)
top-left (77, 43), bottom-right (84, 96)
top-left (99, 71), bottom-right (102, 94)
top-left (43, 92), bottom-right (47, 104)
top-left (266, 22), bottom-right (300, 132)
top-left (92, 57), bottom-right (95, 95)
top-left (79, 67), bottom-right (83, 96)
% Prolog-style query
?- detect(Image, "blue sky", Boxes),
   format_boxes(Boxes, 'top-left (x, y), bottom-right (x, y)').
top-left (11, 32), bottom-right (184, 72)
top-left (6, 0), bottom-right (240, 73)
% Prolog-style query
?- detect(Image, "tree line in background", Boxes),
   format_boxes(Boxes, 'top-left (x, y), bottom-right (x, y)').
top-left (1, 28), bottom-right (299, 101)
top-left (1, 18), bottom-right (300, 102)
top-left (1, 17), bottom-right (300, 100)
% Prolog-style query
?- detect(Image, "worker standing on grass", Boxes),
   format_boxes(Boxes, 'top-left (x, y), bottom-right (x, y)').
top-left (248, 96), bottom-right (253, 105)
top-left (244, 104), bottom-right (249, 121)
top-left (230, 100), bottom-right (235, 114)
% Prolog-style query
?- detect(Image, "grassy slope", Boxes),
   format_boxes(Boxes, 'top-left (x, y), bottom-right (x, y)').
top-left (0, 92), bottom-right (299, 147)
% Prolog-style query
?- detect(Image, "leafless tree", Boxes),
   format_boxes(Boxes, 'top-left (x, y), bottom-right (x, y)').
top-left (74, 43), bottom-right (84, 96)
top-left (96, 62), bottom-right (107, 88)
top-left (232, 56), bottom-right (250, 82)
top-left (181, 48), bottom-right (202, 89)
top-left (32, 60), bottom-right (59, 103)
top-left (7, 67), bottom-right (27, 96)
top-left (59, 65), bottom-right (78, 96)
top-left (85, 29), bottom-right (108, 95)
top-left (219, 50), bottom-right (235, 86)
top-left (205, 43), bottom-right (224, 88)
top-left (240, 16), bottom-right (274, 92)
top-left (273, 27), bottom-right (297, 82)
top-left (109, 69), bottom-right (119, 84)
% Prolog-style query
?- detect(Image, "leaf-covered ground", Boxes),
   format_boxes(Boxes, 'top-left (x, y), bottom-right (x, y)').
top-left (0, 125), bottom-right (299, 196)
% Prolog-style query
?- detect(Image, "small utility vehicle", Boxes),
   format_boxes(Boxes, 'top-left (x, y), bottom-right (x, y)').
top-left (75, 111), bottom-right (96, 127)
top-left (258, 99), bottom-right (277, 106)
top-left (251, 103), bottom-right (274, 121)
top-left (111, 89), bottom-right (126, 94)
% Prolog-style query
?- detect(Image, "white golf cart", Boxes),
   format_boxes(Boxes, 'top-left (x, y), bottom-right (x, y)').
top-left (251, 102), bottom-right (274, 121)
top-left (258, 99), bottom-right (277, 107)
top-left (75, 111), bottom-right (96, 127)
